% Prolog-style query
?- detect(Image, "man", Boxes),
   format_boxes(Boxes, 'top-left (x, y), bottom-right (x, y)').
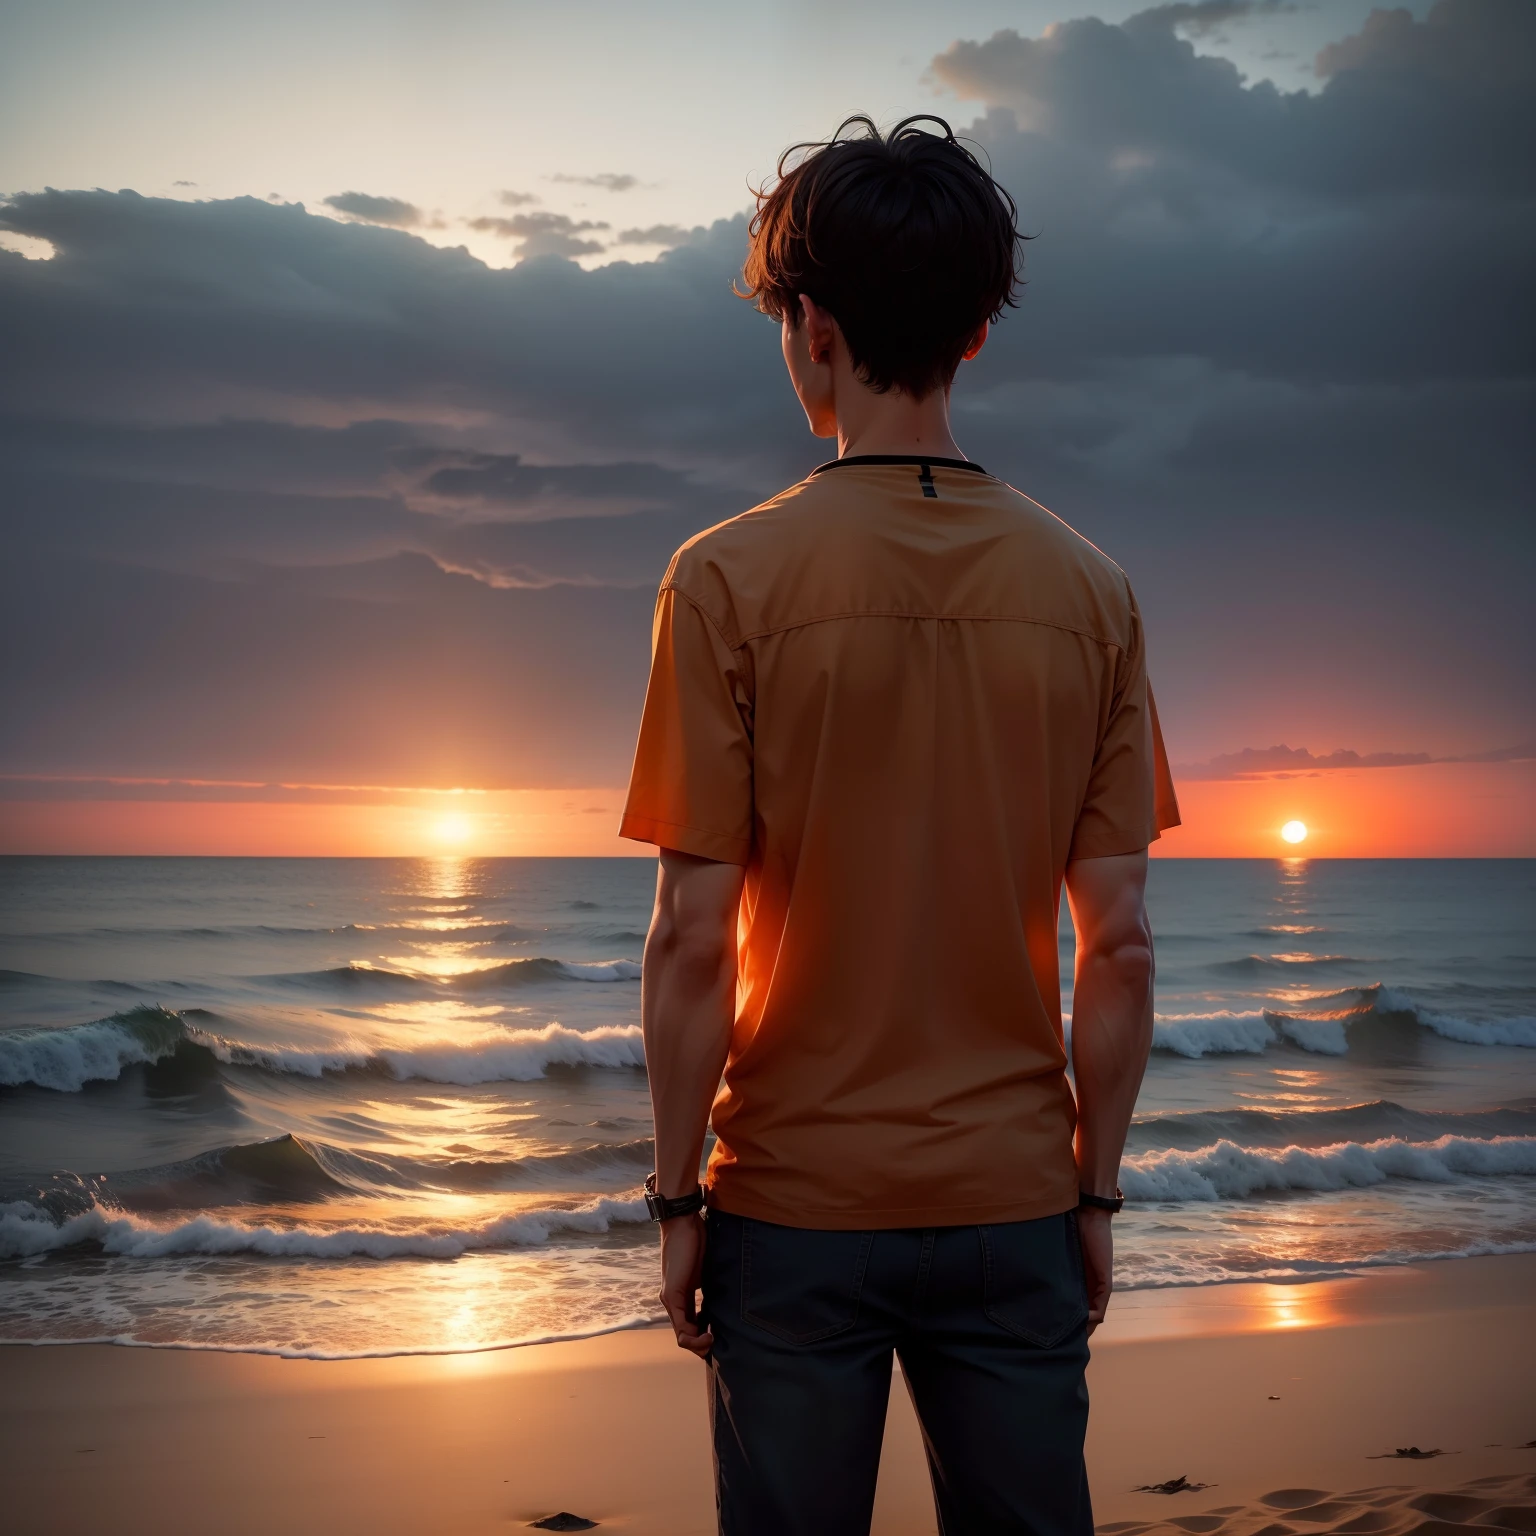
top-left (620, 115), bottom-right (1180, 1536)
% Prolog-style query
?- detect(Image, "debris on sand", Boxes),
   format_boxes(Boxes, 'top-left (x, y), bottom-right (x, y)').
top-left (1134, 1476), bottom-right (1215, 1494)
top-left (1367, 1447), bottom-right (1453, 1460)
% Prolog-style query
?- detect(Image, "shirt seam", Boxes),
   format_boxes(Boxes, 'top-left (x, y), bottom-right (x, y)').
top-left (620, 811), bottom-right (749, 846)
top-left (661, 581), bottom-right (743, 653)
top-left (711, 608), bottom-right (1126, 649)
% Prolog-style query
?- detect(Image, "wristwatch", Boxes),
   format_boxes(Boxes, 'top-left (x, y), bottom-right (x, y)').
top-left (644, 1171), bottom-right (706, 1222)
top-left (1077, 1188), bottom-right (1125, 1214)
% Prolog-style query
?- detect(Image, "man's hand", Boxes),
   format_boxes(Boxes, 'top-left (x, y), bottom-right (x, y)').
top-left (1065, 849), bottom-right (1154, 1340)
top-left (658, 1212), bottom-right (713, 1357)
top-left (642, 850), bottom-right (743, 1361)
top-left (1076, 1207), bottom-right (1113, 1335)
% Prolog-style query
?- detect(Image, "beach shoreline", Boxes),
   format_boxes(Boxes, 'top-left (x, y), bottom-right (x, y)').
top-left (2, 1251), bottom-right (1531, 1534)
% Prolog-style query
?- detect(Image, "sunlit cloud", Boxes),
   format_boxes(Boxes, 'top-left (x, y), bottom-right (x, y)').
top-left (323, 191), bottom-right (424, 229)
top-left (549, 172), bottom-right (641, 192)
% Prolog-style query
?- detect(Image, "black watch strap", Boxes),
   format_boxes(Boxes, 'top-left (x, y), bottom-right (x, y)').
top-left (1077, 1188), bottom-right (1125, 1214)
top-left (644, 1172), bottom-right (705, 1222)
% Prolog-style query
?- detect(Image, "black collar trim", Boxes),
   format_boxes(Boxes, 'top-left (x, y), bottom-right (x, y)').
top-left (810, 454), bottom-right (989, 476)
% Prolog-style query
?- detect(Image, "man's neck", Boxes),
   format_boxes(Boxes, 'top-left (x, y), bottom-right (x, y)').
top-left (832, 377), bottom-right (966, 462)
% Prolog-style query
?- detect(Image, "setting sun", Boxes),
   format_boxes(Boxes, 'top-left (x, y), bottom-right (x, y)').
top-left (1280, 820), bottom-right (1308, 845)
top-left (434, 814), bottom-right (473, 846)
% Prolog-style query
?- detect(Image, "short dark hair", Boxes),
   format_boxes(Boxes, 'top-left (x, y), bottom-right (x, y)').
top-left (739, 115), bottom-right (1025, 399)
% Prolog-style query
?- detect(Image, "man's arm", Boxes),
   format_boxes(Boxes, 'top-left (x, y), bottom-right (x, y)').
top-left (1063, 849), bottom-right (1154, 1334)
top-left (641, 847), bottom-right (745, 1356)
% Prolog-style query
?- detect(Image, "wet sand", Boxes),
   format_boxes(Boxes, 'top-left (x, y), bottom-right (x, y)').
top-left (1, 1253), bottom-right (1531, 1535)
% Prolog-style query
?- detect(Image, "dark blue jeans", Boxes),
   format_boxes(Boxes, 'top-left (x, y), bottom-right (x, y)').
top-left (701, 1208), bottom-right (1093, 1536)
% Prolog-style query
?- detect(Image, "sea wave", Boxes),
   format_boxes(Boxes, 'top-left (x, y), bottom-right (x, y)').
top-left (0, 1007), bottom-right (646, 1092)
top-left (0, 1193), bottom-right (648, 1262)
top-left (1127, 1099), bottom-right (1536, 1152)
top-left (1121, 1133), bottom-right (1536, 1202)
top-left (211, 1020), bottom-right (646, 1084)
top-left (0, 1006), bottom-right (185, 1091)
top-left (268, 957), bottom-right (641, 996)
top-left (1151, 984), bottom-right (1536, 1057)
top-left (1111, 1238), bottom-right (1536, 1292)
top-left (1376, 986), bottom-right (1536, 1047)
top-left (1149, 1010), bottom-right (1347, 1056)
top-left (34, 1132), bottom-right (660, 1212)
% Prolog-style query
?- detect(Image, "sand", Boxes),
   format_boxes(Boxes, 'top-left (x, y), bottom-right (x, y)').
top-left (1, 1253), bottom-right (1531, 1535)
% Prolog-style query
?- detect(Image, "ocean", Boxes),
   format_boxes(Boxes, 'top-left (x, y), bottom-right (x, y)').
top-left (1, 856), bottom-right (1533, 1359)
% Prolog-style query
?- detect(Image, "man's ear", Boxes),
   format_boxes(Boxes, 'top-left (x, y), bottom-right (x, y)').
top-left (799, 294), bottom-right (837, 367)
top-left (962, 321), bottom-right (989, 362)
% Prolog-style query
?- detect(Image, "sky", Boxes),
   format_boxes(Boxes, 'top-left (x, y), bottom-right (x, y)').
top-left (1, 0), bottom-right (1532, 857)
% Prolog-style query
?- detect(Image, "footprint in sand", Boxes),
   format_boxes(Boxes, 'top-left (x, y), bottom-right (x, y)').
top-left (1092, 1471), bottom-right (1536, 1536)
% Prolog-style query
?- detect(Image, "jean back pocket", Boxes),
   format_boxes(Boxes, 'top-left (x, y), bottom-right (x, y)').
top-left (741, 1219), bottom-right (875, 1345)
top-left (980, 1212), bottom-right (1089, 1348)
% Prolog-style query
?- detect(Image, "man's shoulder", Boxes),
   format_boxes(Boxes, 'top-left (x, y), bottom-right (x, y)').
top-left (668, 476), bottom-right (820, 571)
top-left (659, 468), bottom-right (1135, 648)
top-left (658, 476), bottom-right (823, 641)
top-left (995, 482), bottom-right (1132, 592)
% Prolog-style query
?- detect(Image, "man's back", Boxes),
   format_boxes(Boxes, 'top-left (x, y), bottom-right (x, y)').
top-left (622, 455), bottom-right (1178, 1228)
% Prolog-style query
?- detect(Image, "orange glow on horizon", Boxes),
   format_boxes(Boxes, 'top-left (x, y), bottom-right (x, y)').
top-left (0, 759), bottom-right (1530, 857)
top-left (0, 790), bottom-right (645, 857)
top-left (1155, 759), bottom-right (1535, 858)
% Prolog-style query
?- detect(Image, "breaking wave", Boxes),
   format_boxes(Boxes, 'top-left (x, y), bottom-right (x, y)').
top-left (10, 1134), bottom-right (660, 1223)
top-left (209, 1021), bottom-right (646, 1084)
top-left (0, 1192), bottom-right (647, 1262)
top-left (1127, 1099), bottom-right (1536, 1153)
top-left (1151, 984), bottom-right (1536, 1057)
top-left (268, 957), bottom-right (641, 995)
top-left (1121, 1133), bottom-right (1536, 1202)
top-left (0, 1007), bottom-right (186, 1091)
top-left (0, 1007), bottom-right (646, 1092)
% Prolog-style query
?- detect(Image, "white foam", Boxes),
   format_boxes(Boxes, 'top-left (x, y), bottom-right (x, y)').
top-left (208, 1022), bottom-right (647, 1084)
top-left (1375, 987), bottom-right (1536, 1047)
top-left (1147, 989), bottom-right (1536, 1062)
top-left (0, 1313), bottom-right (669, 1362)
top-left (1110, 1238), bottom-right (1536, 1292)
top-left (0, 1194), bottom-right (648, 1262)
top-left (553, 959), bottom-right (643, 983)
top-left (1269, 1014), bottom-right (1349, 1055)
top-left (1151, 1013), bottom-right (1273, 1057)
top-left (1121, 1133), bottom-right (1536, 1202)
top-left (0, 1015), bottom-right (181, 1092)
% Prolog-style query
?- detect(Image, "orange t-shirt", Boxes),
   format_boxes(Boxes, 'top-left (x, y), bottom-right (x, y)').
top-left (621, 457), bottom-right (1179, 1229)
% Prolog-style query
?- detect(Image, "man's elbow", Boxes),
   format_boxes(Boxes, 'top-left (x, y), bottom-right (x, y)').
top-left (1109, 940), bottom-right (1154, 996)
top-left (1085, 936), bottom-right (1154, 998)
top-left (645, 916), bottom-right (733, 990)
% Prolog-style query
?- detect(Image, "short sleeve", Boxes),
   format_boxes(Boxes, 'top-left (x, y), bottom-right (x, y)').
top-left (1069, 590), bottom-right (1181, 861)
top-left (619, 585), bottom-right (754, 864)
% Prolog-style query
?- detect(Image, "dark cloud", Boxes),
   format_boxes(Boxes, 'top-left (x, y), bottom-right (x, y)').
top-left (398, 448), bottom-right (722, 522)
top-left (1132, 1), bottom-right (1292, 39)
top-left (465, 209), bottom-right (610, 258)
top-left (498, 190), bottom-right (539, 207)
top-left (935, 0), bottom-right (1535, 200)
top-left (0, 0), bottom-right (1530, 786)
top-left (323, 191), bottom-right (423, 228)
top-left (1180, 745), bottom-right (1434, 780)
top-left (550, 172), bottom-right (640, 192)
top-left (616, 223), bottom-right (698, 248)
top-left (1180, 738), bottom-right (1536, 778)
